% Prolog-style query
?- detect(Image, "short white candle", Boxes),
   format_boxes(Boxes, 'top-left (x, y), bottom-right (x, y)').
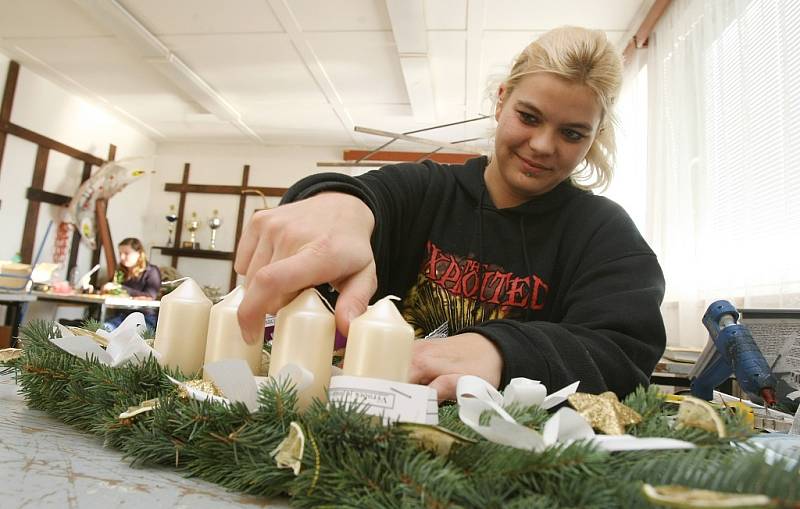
top-left (203, 286), bottom-right (263, 379)
top-left (153, 278), bottom-right (212, 376)
top-left (342, 296), bottom-right (415, 382)
top-left (268, 288), bottom-right (335, 411)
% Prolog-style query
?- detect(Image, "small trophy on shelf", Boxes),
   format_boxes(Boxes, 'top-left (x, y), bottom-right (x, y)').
top-left (165, 205), bottom-right (179, 247)
top-left (207, 209), bottom-right (222, 250)
top-left (183, 212), bottom-right (201, 249)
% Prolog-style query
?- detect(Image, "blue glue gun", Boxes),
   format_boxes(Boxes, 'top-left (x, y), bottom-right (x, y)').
top-left (689, 300), bottom-right (777, 405)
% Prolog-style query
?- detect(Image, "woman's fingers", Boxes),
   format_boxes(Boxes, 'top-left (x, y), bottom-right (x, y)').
top-left (233, 211), bottom-right (263, 276)
top-left (428, 373), bottom-right (463, 402)
top-left (238, 240), bottom-right (373, 343)
top-left (408, 333), bottom-right (504, 395)
top-left (243, 238), bottom-right (274, 289)
top-left (332, 260), bottom-right (378, 336)
top-left (234, 193), bottom-right (376, 343)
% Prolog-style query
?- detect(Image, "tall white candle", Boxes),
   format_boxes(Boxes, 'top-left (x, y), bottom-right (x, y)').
top-left (203, 286), bottom-right (263, 379)
top-left (268, 288), bottom-right (335, 411)
top-left (342, 296), bottom-right (414, 382)
top-left (153, 278), bottom-right (212, 376)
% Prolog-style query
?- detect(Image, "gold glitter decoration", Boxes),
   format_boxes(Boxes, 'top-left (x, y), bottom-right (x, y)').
top-left (66, 326), bottom-right (109, 347)
top-left (178, 379), bottom-right (224, 399)
top-left (0, 348), bottom-right (23, 362)
top-left (119, 398), bottom-right (160, 419)
top-left (567, 391), bottom-right (642, 435)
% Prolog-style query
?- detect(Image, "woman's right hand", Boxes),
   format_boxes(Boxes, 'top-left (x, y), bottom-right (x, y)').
top-left (101, 282), bottom-right (115, 293)
top-left (235, 192), bottom-right (377, 344)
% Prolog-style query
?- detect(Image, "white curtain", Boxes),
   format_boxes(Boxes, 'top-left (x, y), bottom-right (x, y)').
top-left (643, 0), bottom-right (800, 347)
top-left (605, 50), bottom-right (648, 236)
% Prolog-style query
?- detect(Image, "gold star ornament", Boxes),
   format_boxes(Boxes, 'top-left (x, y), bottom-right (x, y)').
top-left (567, 391), bottom-right (642, 435)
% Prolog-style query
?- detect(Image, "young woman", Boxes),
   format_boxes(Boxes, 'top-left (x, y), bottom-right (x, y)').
top-left (103, 237), bottom-right (161, 329)
top-left (234, 27), bottom-right (666, 401)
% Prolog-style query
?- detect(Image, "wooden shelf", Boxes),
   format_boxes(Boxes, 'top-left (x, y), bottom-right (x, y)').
top-left (162, 163), bottom-right (285, 290)
top-left (164, 183), bottom-right (286, 196)
top-left (153, 246), bottom-right (234, 261)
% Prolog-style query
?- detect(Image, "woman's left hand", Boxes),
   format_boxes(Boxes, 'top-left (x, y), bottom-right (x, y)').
top-left (408, 333), bottom-right (503, 402)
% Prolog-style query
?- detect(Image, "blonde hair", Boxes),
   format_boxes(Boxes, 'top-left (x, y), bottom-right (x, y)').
top-left (500, 26), bottom-right (623, 191)
top-left (118, 237), bottom-right (148, 280)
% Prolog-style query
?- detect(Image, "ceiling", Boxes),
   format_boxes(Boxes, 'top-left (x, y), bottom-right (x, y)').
top-left (0, 0), bottom-right (649, 151)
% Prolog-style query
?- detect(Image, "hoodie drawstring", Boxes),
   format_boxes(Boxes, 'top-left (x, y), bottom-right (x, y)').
top-left (473, 185), bottom-right (486, 322)
top-left (475, 179), bottom-right (534, 323)
top-left (519, 216), bottom-right (533, 321)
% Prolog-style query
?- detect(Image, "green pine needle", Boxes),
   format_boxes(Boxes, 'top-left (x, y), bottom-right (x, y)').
top-left (6, 321), bottom-right (800, 508)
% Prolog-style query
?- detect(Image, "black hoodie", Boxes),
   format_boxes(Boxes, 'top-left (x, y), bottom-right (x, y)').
top-left (283, 156), bottom-right (666, 398)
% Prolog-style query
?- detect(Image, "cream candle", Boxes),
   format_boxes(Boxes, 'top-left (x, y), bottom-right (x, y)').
top-left (153, 278), bottom-right (212, 376)
top-left (342, 296), bottom-right (415, 382)
top-left (268, 288), bottom-right (335, 411)
top-left (202, 286), bottom-right (263, 379)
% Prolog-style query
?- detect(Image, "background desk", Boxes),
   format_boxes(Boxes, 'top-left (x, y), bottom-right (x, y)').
top-left (0, 292), bottom-right (37, 347)
top-left (100, 296), bottom-right (161, 322)
top-left (31, 291), bottom-right (106, 322)
top-left (0, 372), bottom-right (288, 508)
top-left (30, 292), bottom-right (160, 325)
top-left (652, 358), bottom-right (736, 396)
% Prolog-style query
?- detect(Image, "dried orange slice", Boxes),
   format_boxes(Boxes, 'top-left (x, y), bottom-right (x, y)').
top-left (642, 484), bottom-right (772, 508)
top-left (676, 396), bottom-right (727, 438)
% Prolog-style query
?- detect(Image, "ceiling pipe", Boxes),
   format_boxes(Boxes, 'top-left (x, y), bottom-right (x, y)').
top-left (71, 0), bottom-right (262, 143)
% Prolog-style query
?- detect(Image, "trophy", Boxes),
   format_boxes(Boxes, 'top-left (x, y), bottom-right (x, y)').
top-left (165, 205), bottom-right (179, 247)
top-left (208, 209), bottom-right (222, 250)
top-left (183, 212), bottom-right (201, 249)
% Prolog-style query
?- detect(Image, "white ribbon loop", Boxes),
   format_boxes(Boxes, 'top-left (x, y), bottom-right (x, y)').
top-left (51, 313), bottom-right (160, 367)
top-left (503, 378), bottom-right (547, 407)
top-left (274, 364), bottom-right (315, 394)
top-left (456, 375), bottom-right (695, 452)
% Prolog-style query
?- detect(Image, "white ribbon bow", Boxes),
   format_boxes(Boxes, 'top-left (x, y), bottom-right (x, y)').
top-left (169, 359), bottom-right (317, 413)
top-left (457, 375), bottom-right (695, 452)
top-left (51, 313), bottom-right (160, 367)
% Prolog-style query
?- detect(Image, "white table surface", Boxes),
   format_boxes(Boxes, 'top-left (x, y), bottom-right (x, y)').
top-left (0, 291), bottom-right (36, 303)
top-left (30, 291), bottom-right (106, 304)
top-left (0, 372), bottom-right (289, 508)
top-left (103, 296), bottom-right (161, 309)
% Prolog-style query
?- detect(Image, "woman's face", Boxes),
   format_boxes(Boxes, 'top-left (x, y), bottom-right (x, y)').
top-left (486, 72), bottom-right (602, 208)
top-left (119, 245), bottom-right (140, 268)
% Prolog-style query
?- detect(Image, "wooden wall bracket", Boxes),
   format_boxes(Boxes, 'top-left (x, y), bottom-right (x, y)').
top-left (0, 60), bottom-right (115, 282)
top-left (160, 163), bottom-right (287, 291)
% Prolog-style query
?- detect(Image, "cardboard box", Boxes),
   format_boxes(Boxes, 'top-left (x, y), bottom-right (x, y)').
top-left (0, 263), bottom-right (31, 291)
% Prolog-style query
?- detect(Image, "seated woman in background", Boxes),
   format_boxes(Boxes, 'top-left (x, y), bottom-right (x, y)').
top-left (102, 237), bottom-right (161, 330)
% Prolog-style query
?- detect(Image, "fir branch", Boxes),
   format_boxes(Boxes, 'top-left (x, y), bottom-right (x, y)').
top-left (610, 447), bottom-right (800, 507)
top-left (624, 385), bottom-right (754, 444)
top-left (11, 320), bottom-right (800, 508)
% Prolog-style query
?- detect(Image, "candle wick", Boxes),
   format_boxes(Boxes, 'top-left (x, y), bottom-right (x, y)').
top-left (312, 288), bottom-right (336, 314)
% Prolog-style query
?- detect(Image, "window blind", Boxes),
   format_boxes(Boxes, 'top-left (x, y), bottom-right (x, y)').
top-left (700, 0), bottom-right (800, 296)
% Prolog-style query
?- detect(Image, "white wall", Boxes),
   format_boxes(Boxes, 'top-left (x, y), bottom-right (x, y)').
top-left (148, 143), bottom-right (348, 292)
top-left (0, 51), bottom-right (354, 320)
top-left (0, 53), bottom-right (157, 283)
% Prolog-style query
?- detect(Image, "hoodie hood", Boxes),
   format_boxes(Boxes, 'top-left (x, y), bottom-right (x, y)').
top-left (453, 156), bottom-right (588, 215)
top-left (281, 159), bottom-right (666, 398)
